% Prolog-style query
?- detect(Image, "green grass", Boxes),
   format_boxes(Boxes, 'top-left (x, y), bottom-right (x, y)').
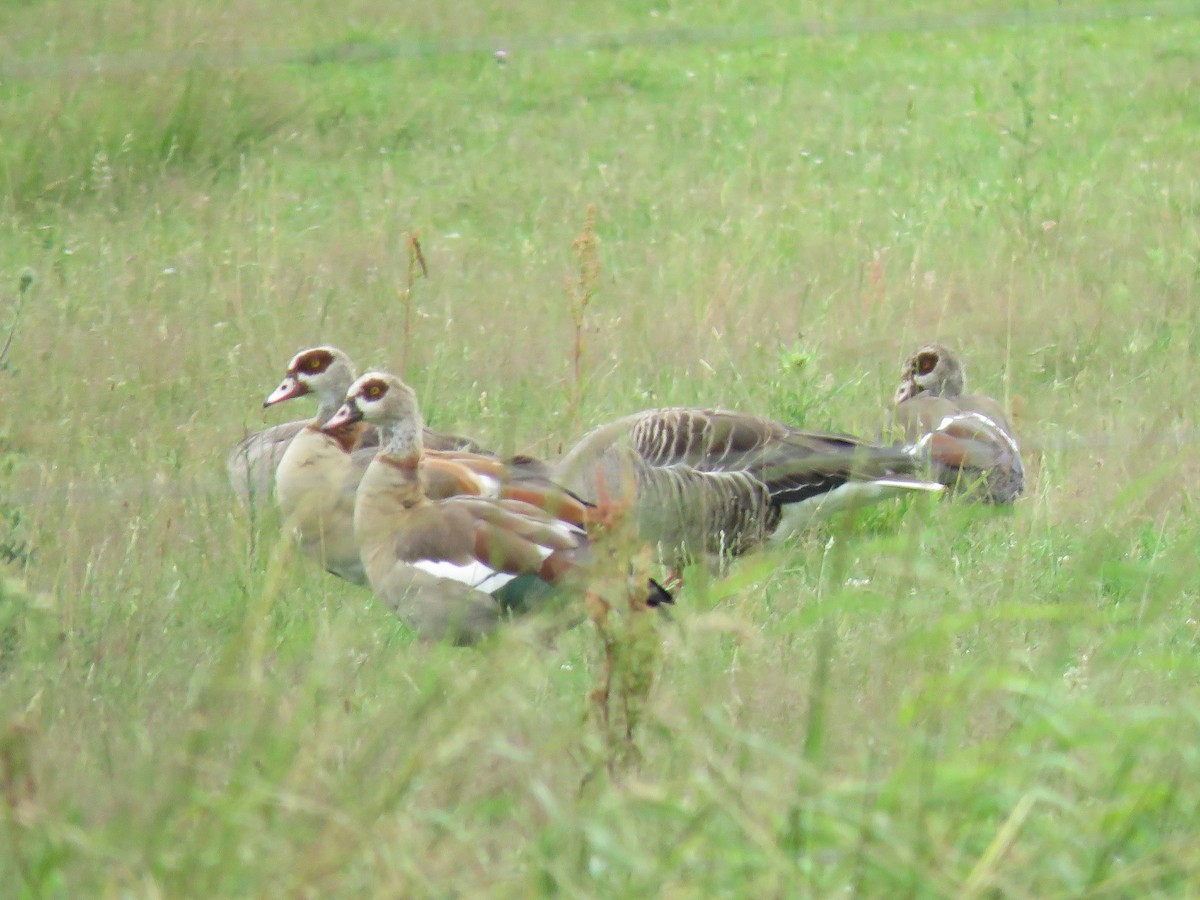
top-left (2, 0), bottom-right (1200, 894)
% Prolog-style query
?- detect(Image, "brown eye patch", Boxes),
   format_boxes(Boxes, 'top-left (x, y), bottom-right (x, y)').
top-left (361, 379), bottom-right (388, 400)
top-left (292, 348), bottom-right (333, 375)
top-left (306, 350), bottom-right (333, 372)
top-left (915, 352), bottom-right (939, 376)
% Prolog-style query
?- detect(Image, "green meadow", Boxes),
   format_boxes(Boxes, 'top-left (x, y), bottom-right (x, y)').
top-left (2, 1), bottom-right (1199, 894)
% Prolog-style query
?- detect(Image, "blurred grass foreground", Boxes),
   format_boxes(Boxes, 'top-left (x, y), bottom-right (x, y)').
top-left (1, 1), bottom-right (1199, 894)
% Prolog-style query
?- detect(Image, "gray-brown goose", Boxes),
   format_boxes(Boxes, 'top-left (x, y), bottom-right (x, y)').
top-left (554, 408), bottom-right (943, 566)
top-left (323, 373), bottom-right (671, 644)
top-left (893, 343), bottom-right (1024, 504)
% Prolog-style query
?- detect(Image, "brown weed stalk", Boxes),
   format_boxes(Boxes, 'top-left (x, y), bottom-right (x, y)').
top-left (398, 231), bottom-right (428, 378)
top-left (565, 205), bottom-right (601, 430)
top-left (581, 480), bottom-right (664, 782)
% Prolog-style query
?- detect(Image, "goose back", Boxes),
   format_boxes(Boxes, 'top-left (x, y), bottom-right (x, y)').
top-left (556, 408), bottom-right (937, 563)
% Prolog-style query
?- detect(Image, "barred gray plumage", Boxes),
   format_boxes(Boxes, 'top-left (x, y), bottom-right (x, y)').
top-left (556, 408), bottom-right (942, 566)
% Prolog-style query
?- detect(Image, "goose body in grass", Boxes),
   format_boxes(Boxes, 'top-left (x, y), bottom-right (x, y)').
top-left (260, 347), bottom-right (371, 583)
top-left (227, 353), bottom-right (484, 504)
top-left (554, 407), bottom-right (943, 566)
top-left (254, 347), bottom-right (563, 585)
top-left (893, 344), bottom-right (1024, 504)
top-left (323, 373), bottom-right (671, 644)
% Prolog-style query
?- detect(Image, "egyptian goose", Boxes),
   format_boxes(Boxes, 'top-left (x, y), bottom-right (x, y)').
top-left (255, 347), bottom-right (562, 584)
top-left (263, 347), bottom-right (371, 583)
top-left (227, 355), bottom-right (485, 503)
top-left (554, 408), bottom-right (943, 566)
top-left (893, 343), bottom-right (1024, 504)
top-left (323, 373), bottom-right (671, 644)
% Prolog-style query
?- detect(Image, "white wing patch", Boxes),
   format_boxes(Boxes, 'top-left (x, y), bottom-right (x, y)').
top-left (413, 560), bottom-right (517, 593)
top-left (771, 479), bottom-right (942, 542)
top-left (473, 473), bottom-right (502, 497)
top-left (915, 411), bottom-right (1023, 468)
top-left (871, 478), bottom-right (944, 492)
top-left (938, 412), bottom-right (1020, 450)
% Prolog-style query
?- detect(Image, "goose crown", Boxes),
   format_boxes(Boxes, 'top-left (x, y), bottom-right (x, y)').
top-left (894, 343), bottom-right (966, 404)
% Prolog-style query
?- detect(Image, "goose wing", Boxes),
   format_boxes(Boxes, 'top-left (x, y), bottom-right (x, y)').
top-left (898, 395), bottom-right (1024, 502)
top-left (389, 497), bottom-right (583, 589)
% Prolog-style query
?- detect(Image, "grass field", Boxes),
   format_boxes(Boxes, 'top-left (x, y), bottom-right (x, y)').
top-left (2, 1), bottom-right (1200, 894)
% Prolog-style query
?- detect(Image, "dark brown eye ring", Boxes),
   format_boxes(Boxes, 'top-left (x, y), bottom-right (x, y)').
top-left (916, 352), bottom-right (938, 376)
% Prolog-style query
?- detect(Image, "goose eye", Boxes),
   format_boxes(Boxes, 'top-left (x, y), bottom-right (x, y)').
top-left (306, 357), bottom-right (325, 372)
top-left (916, 353), bottom-right (938, 375)
top-left (364, 383), bottom-right (385, 399)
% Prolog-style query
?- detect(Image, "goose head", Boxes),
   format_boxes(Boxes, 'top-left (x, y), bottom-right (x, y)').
top-left (894, 343), bottom-right (966, 405)
top-left (264, 346), bottom-right (357, 421)
top-left (323, 372), bottom-right (424, 456)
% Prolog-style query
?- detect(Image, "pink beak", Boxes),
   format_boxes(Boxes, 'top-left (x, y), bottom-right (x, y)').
top-left (893, 380), bottom-right (917, 405)
top-left (322, 401), bottom-right (362, 433)
top-left (264, 375), bottom-right (308, 407)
